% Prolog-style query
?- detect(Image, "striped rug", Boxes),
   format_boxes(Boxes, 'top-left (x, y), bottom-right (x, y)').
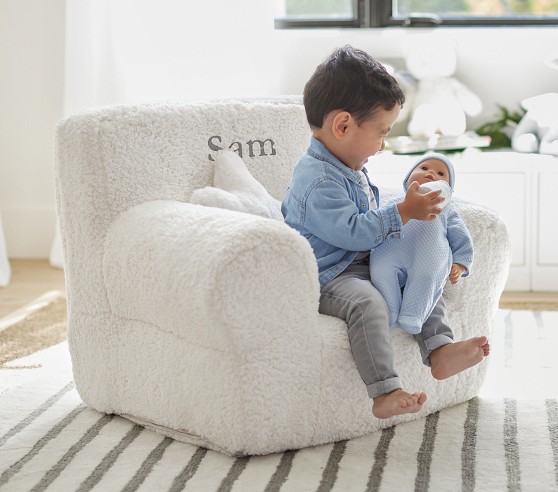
top-left (1, 312), bottom-right (558, 491)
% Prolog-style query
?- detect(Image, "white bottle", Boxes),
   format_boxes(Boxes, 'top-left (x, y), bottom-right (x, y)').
top-left (418, 180), bottom-right (452, 209)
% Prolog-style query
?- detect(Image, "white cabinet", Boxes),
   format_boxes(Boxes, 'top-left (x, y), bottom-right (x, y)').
top-left (367, 150), bottom-right (557, 292)
top-left (534, 170), bottom-right (558, 290)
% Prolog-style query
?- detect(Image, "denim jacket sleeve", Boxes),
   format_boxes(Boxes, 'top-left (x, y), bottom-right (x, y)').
top-left (302, 177), bottom-right (402, 251)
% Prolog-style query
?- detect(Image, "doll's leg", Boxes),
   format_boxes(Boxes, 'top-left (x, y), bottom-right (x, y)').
top-left (397, 270), bottom-right (444, 335)
top-left (369, 260), bottom-right (403, 329)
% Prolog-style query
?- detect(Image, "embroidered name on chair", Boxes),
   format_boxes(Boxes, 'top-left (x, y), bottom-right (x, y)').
top-left (208, 136), bottom-right (277, 161)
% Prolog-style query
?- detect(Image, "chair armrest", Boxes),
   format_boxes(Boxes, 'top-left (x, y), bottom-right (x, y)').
top-left (443, 199), bottom-right (511, 339)
top-left (103, 200), bottom-right (321, 354)
top-left (104, 200), bottom-right (326, 454)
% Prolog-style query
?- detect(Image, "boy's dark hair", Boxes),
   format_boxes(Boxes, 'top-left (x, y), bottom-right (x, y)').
top-left (303, 45), bottom-right (405, 128)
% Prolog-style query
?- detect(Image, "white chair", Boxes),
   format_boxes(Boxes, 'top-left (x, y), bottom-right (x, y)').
top-left (55, 99), bottom-right (511, 456)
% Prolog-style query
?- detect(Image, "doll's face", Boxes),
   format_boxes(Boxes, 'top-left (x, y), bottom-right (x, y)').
top-left (406, 159), bottom-right (450, 186)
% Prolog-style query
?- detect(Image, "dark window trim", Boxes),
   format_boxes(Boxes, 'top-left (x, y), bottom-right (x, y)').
top-left (274, 18), bottom-right (361, 29)
top-left (275, 0), bottom-right (558, 28)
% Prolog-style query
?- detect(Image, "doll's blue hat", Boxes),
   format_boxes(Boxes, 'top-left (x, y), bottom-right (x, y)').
top-left (402, 153), bottom-right (455, 191)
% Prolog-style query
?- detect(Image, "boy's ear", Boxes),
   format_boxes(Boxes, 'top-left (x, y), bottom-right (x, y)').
top-left (331, 111), bottom-right (353, 139)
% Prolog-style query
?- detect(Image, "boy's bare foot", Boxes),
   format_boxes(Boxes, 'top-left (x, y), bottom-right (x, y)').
top-left (372, 389), bottom-right (428, 419)
top-left (430, 336), bottom-right (490, 380)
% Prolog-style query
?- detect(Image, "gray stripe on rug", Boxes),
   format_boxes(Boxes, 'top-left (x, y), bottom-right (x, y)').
top-left (77, 424), bottom-right (144, 492)
top-left (461, 397), bottom-right (479, 492)
top-left (264, 449), bottom-right (298, 492)
top-left (0, 403), bottom-right (85, 488)
top-left (367, 426), bottom-right (396, 491)
top-left (546, 399), bottom-right (558, 487)
top-left (0, 381), bottom-right (74, 447)
top-left (121, 436), bottom-right (173, 492)
top-left (168, 447), bottom-right (208, 492)
top-left (217, 456), bottom-right (250, 492)
top-left (504, 398), bottom-right (521, 492)
top-left (30, 413), bottom-right (115, 492)
top-left (415, 411), bottom-right (440, 492)
top-left (316, 440), bottom-right (347, 492)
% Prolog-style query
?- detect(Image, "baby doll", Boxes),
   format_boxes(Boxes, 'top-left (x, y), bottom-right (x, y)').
top-left (370, 153), bottom-right (473, 335)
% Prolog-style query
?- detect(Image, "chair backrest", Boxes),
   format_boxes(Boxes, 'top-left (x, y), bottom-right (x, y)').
top-left (55, 98), bottom-right (310, 309)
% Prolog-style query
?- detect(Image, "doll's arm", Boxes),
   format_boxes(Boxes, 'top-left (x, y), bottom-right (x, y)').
top-left (447, 209), bottom-right (474, 277)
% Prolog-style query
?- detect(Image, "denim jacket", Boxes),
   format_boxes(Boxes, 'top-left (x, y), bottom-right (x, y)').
top-left (281, 137), bottom-right (402, 289)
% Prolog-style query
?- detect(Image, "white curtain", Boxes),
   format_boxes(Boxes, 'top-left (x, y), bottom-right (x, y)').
top-left (51, 0), bottom-right (280, 266)
top-left (64, 0), bottom-right (279, 114)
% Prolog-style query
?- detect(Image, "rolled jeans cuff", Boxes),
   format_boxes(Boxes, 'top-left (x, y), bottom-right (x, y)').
top-left (366, 376), bottom-right (403, 399)
top-left (420, 334), bottom-right (454, 367)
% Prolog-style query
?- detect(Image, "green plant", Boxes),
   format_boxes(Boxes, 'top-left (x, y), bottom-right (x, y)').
top-left (476, 104), bottom-right (526, 149)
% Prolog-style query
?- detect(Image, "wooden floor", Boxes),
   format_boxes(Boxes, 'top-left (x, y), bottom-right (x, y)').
top-left (499, 290), bottom-right (558, 310)
top-left (0, 260), bottom-right (557, 321)
top-left (0, 260), bottom-right (65, 320)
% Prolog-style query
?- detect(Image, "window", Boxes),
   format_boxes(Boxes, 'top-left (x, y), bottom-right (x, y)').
top-left (274, 0), bottom-right (360, 27)
top-left (275, 0), bottom-right (558, 27)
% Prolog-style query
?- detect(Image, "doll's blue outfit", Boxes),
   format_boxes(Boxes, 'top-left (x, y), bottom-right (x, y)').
top-left (370, 153), bottom-right (473, 335)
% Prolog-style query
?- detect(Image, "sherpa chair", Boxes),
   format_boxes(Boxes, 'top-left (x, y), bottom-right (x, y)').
top-left (55, 98), bottom-right (511, 457)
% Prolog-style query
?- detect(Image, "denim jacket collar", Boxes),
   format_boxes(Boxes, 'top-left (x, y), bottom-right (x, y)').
top-left (281, 136), bottom-right (399, 288)
top-left (307, 136), bottom-right (364, 185)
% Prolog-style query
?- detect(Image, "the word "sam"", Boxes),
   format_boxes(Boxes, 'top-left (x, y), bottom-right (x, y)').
top-left (207, 136), bottom-right (277, 161)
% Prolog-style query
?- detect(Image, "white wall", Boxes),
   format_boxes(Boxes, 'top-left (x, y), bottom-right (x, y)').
top-left (0, 0), bottom-right (65, 258)
top-left (272, 27), bottom-right (558, 134)
top-left (0, 0), bottom-right (556, 258)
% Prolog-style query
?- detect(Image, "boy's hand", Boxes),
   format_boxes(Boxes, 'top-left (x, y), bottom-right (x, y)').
top-left (449, 263), bottom-right (467, 284)
top-left (397, 181), bottom-right (444, 224)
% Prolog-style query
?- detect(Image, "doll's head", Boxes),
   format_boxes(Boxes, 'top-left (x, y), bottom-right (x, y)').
top-left (403, 153), bottom-right (454, 191)
top-left (403, 154), bottom-right (454, 209)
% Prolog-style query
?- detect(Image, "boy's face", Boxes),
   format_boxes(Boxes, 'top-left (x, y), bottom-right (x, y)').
top-left (406, 159), bottom-right (450, 186)
top-left (343, 105), bottom-right (400, 171)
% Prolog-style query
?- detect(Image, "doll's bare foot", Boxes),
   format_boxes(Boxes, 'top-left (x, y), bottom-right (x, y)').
top-left (430, 336), bottom-right (490, 380)
top-left (372, 389), bottom-right (428, 419)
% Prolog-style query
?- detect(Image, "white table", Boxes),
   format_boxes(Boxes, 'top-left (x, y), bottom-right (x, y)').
top-left (0, 213), bottom-right (11, 287)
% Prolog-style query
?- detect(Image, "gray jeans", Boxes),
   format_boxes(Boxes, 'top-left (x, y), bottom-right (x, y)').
top-left (319, 259), bottom-right (454, 398)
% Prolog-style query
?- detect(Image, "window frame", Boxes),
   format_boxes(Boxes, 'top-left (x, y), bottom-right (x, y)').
top-left (274, 0), bottom-right (558, 28)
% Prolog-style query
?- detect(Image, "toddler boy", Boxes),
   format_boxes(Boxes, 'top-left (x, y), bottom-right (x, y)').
top-left (281, 46), bottom-right (489, 419)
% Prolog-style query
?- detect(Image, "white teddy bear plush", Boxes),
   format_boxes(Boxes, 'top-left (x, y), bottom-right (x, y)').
top-left (404, 35), bottom-right (483, 138)
top-left (382, 62), bottom-right (417, 136)
top-left (512, 92), bottom-right (558, 156)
